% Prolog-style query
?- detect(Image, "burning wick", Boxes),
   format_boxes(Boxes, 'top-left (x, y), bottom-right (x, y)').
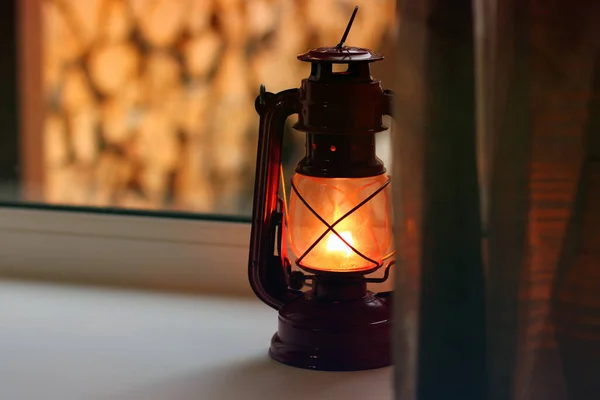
top-left (326, 231), bottom-right (354, 257)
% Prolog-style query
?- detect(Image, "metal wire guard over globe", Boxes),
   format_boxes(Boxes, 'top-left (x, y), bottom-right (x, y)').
top-left (289, 173), bottom-right (393, 274)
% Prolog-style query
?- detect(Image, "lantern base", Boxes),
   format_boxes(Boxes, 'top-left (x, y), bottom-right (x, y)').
top-left (268, 289), bottom-right (392, 371)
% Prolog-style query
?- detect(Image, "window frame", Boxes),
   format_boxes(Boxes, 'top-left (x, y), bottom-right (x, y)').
top-left (0, 206), bottom-right (253, 295)
top-left (1, 0), bottom-right (19, 199)
top-left (18, 0), bottom-right (44, 200)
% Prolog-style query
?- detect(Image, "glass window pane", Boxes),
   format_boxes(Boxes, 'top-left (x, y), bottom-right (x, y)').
top-left (6, 0), bottom-right (396, 218)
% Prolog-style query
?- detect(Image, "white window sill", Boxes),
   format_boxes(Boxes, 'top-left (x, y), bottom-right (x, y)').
top-left (0, 280), bottom-right (393, 400)
top-left (0, 207), bottom-right (253, 296)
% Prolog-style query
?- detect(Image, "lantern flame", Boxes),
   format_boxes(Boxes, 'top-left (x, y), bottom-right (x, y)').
top-left (326, 231), bottom-right (354, 257)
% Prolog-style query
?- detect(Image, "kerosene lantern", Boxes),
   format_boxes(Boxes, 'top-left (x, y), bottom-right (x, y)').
top-left (248, 7), bottom-right (395, 371)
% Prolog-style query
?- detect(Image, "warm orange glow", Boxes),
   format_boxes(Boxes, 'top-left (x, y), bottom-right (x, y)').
top-left (289, 173), bottom-right (393, 273)
top-left (326, 231), bottom-right (354, 257)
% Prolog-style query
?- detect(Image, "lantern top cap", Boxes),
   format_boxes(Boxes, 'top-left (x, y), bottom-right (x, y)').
top-left (297, 46), bottom-right (383, 63)
top-left (297, 6), bottom-right (382, 64)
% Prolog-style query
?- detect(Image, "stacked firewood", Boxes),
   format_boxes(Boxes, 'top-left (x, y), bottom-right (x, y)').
top-left (42, 0), bottom-right (396, 214)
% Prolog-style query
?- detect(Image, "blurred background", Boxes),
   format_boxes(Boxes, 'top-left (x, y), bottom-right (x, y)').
top-left (2, 0), bottom-right (397, 217)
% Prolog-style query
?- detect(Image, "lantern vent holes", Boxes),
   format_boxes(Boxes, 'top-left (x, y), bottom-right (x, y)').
top-left (332, 64), bottom-right (349, 73)
top-left (309, 63), bottom-right (371, 82)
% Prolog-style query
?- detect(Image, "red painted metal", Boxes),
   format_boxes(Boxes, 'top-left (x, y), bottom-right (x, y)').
top-left (270, 276), bottom-right (393, 371)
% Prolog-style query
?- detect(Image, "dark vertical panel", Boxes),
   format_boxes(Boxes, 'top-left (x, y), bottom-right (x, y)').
top-left (416, 1), bottom-right (486, 399)
top-left (554, 49), bottom-right (600, 400)
top-left (0, 0), bottom-right (19, 200)
top-left (18, 0), bottom-right (43, 202)
top-left (392, 1), bottom-right (428, 398)
top-left (394, 0), bottom-right (487, 399)
top-left (485, 1), bottom-right (532, 399)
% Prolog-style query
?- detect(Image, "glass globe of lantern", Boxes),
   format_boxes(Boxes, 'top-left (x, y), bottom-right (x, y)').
top-left (289, 173), bottom-right (393, 273)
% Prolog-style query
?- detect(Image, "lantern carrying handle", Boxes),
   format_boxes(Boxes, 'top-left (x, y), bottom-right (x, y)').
top-left (259, 84), bottom-right (266, 105)
top-left (248, 86), bottom-right (300, 310)
top-left (336, 6), bottom-right (359, 49)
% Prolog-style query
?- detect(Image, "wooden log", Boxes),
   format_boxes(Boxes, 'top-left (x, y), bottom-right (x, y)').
top-left (101, 98), bottom-right (138, 144)
top-left (45, 166), bottom-right (67, 204)
top-left (60, 0), bottom-right (103, 48)
top-left (183, 30), bottom-right (223, 79)
top-left (45, 164), bottom-right (91, 205)
top-left (43, 47), bottom-right (62, 96)
top-left (100, 0), bottom-right (133, 43)
top-left (42, 1), bottom-right (65, 92)
top-left (209, 49), bottom-right (253, 174)
top-left (137, 110), bottom-right (180, 170)
top-left (302, 0), bottom-right (347, 46)
top-left (143, 51), bottom-right (181, 106)
top-left (250, 47), bottom-right (303, 93)
top-left (351, 0), bottom-right (395, 50)
top-left (173, 137), bottom-right (215, 212)
top-left (61, 66), bottom-right (95, 112)
top-left (215, 177), bottom-right (244, 213)
top-left (247, 1), bottom-right (307, 92)
top-left (246, 0), bottom-right (277, 39)
top-left (135, 0), bottom-right (186, 48)
top-left (43, 0), bottom-right (85, 63)
top-left (272, 0), bottom-right (306, 56)
top-left (69, 107), bottom-right (99, 164)
top-left (44, 113), bottom-right (69, 167)
top-left (211, 134), bottom-right (247, 174)
top-left (88, 42), bottom-right (140, 96)
top-left (120, 78), bottom-right (144, 106)
top-left (138, 165), bottom-right (169, 206)
top-left (175, 82), bottom-right (211, 137)
top-left (181, 43), bottom-right (254, 209)
top-left (214, 0), bottom-right (245, 47)
top-left (126, 0), bottom-right (145, 20)
top-left (186, 0), bottom-right (214, 34)
top-left (212, 49), bottom-right (250, 102)
top-left (118, 190), bottom-right (154, 210)
top-left (158, 83), bottom-right (209, 139)
top-left (92, 151), bottom-right (133, 206)
top-left (99, 67), bottom-right (143, 144)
